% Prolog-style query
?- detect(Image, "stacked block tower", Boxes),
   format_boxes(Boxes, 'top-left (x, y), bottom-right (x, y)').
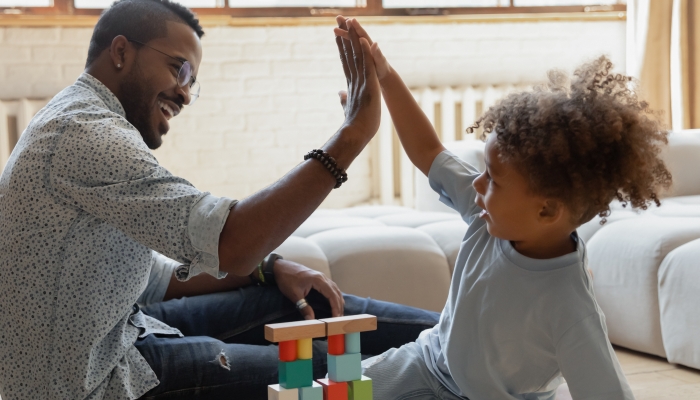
top-left (266, 314), bottom-right (377, 400)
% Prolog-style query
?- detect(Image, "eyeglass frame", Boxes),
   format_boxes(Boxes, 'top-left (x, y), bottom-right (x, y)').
top-left (126, 38), bottom-right (201, 106)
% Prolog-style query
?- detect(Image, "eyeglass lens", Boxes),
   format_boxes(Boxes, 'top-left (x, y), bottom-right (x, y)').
top-left (178, 61), bottom-right (200, 105)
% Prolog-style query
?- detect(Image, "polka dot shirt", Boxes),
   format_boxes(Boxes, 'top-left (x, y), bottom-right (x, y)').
top-left (0, 73), bottom-right (236, 400)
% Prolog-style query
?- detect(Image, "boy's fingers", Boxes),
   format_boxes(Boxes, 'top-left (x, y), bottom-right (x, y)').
top-left (335, 36), bottom-right (351, 85)
top-left (333, 27), bottom-right (350, 40)
top-left (350, 18), bottom-right (373, 45)
top-left (359, 37), bottom-right (377, 81)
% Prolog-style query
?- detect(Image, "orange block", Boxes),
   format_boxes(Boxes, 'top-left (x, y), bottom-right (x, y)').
top-left (327, 334), bottom-right (345, 355)
top-left (317, 378), bottom-right (348, 400)
top-left (279, 340), bottom-right (297, 362)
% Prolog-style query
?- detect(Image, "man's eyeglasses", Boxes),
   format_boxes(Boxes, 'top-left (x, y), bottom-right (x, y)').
top-left (127, 39), bottom-right (201, 106)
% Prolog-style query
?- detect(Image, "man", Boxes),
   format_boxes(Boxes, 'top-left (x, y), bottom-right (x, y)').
top-left (0, 1), bottom-right (439, 399)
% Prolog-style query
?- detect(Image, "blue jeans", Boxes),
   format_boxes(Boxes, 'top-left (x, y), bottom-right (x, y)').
top-left (135, 285), bottom-right (440, 399)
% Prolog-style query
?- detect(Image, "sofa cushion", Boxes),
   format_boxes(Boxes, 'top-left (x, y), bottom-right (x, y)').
top-left (292, 216), bottom-right (384, 238)
top-left (376, 211), bottom-right (460, 228)
top-left (308, 226), bottom-right (452, 312)
top-left (274, 236), bottom-right (332, 279)
top-left (587, 218), bottom-right (700, 357)
top-left (417, 219), bottom-right (469, 274)
top-left (658, 239), bottom-right (700, 370)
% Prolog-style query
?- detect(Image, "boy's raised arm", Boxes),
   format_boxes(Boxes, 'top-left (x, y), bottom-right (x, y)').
top-left (336, 17), bottom-right (446, 176)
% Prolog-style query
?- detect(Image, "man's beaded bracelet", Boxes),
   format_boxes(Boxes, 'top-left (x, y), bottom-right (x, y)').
top-left (304, 149), bottom-right (348, 189)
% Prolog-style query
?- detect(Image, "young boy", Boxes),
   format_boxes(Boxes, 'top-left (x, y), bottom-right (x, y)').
top-left (334, 17), bottom-right (671, 400)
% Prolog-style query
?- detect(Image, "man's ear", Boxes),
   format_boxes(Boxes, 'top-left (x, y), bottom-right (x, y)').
top-left (109, 35), bottom-right (130, 71)
top-left (538, 199), bottom-right (564, 224)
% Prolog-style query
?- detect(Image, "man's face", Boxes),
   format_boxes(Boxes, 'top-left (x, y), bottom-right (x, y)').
top-left (120, 21), bottom-right (202, 149)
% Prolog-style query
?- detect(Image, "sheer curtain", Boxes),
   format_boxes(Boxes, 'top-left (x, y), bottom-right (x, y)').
top-left (626, 0), bottom-right (699, 130)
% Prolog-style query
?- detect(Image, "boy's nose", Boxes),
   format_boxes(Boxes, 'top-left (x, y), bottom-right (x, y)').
top-left (473, 173), bottom-right (485, 195)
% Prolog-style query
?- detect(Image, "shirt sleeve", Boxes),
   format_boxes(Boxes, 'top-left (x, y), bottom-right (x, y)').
top-left (137, 252), bottom-right (179, 306)
top-left (555, 313), bottom-right (635, 400)
top-left (428, 150), bottom-right (482, 223)
top-left (49, 114), bottom-right (236, 281)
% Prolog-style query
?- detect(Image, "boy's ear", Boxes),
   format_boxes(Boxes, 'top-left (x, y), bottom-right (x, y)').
top-left (538, 199), bottom-right (564, 224)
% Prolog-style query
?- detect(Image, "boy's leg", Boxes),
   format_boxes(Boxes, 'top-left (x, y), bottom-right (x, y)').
top-left (135, 334), bottom-right (328, 400)
top-left (140, 285), bottom-right (440, 354)
top-left (362, 342), bottom-right (466, 400)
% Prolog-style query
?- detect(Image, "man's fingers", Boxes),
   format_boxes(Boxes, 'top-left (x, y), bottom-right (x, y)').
top-left (347, 21), bottom-right (364, 86)
top-left (335, 36), bottom-right (351, 85)
top-left (350, 18), bottom-right (374, 45)
top-left (298, 303), bottom-right (315, 320)
top-left (314, 278), bottom-right (343, 317)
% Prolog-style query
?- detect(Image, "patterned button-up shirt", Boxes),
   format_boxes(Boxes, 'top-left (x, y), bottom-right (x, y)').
top-left (0, 74), bottom-right (236, 400)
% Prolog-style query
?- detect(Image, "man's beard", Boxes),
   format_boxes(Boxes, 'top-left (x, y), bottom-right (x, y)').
top-left (119, 62), bottom-right (163, 150)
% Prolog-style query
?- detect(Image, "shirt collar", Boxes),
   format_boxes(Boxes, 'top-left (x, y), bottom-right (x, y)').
top-left (76, 73), bottom-right (127, 118)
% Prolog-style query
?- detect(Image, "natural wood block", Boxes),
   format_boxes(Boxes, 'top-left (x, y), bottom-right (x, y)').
top-left (265, 319), bottom-right (326, 342)
top-left (299, 381), bottom-right (324, 400)
top-left (317, 378), bottom-right (348, 400)
top-left (297, 337), bottom-right (313, 360)
top-left (348, 376), bottom-right (372, 400)
top-left (321, 314), bottom-right (377, 336)
top-left (328, 334), bottom-right (345, 356)
top-left (328, 353), bottom-right (362, 382)
top-left (279, 358), bottom-right (313, 389)
top-left (345, 332), bottom-right (361, 354)
top-left (268, 384), bottom-right (298, 400)
top-left (279, 340), bottom-right (297, 362)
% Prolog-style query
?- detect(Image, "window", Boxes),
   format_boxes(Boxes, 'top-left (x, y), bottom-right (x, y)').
top-left (0, 0), bottom-right (51, 5)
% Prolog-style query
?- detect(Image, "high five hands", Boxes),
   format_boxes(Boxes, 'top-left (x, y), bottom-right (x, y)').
top-left (334, 16), bottom-right (381, 137)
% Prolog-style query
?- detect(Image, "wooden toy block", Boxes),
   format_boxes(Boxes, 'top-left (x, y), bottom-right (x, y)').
top-left (268, 384), bottom-right (298, 400)
top-left (344, 332), bottom-right (361, 354)
top-left (348, 376), bottom-right (372, 400)
top-left (327, 353), bottom-right (362, 382)
top-left (316, 378), bottom-right (348, 400)
top-left (266, 320), bottom-right (326, 343)
top-left (279, 340), bottom-right (297, 362)
top-left (298, 381), bottom-right (323, 400)
top-left (320, 314), bottom-right (377, 336)
top-left (279, 359), bottom-right (313, 389)
top-left (297, 337), bottom-right (313, 360)
top-left (327, 334), bottom-right (345, 355)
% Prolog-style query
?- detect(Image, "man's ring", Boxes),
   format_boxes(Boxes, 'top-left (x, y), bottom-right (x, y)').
top-left (296, 298), bottom-right (309, 310)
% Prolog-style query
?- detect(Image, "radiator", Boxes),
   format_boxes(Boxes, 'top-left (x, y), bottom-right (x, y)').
top-left (371, 84), bottom-right (532, 207)
top-left (0, 99), bottom-right (48, 172)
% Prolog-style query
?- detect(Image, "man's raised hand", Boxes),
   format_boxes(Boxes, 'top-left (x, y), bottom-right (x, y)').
top-left (334, 17), bottom-right (381, 140)
top-left (334, 16), bottom-right (391, 81)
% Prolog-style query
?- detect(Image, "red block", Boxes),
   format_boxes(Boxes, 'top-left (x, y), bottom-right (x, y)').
top-left (317, 378), bottom-right (348, 400)
top-left (327, 334), bottom-right (345, 355)
top-left (279, 340), bottom-right (297, 362)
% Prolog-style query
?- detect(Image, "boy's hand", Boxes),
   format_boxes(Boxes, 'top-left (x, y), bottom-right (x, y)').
top-left (334, 17), bottom-right (381, 140)
top-left (334, 16), bottom-right (391, 81)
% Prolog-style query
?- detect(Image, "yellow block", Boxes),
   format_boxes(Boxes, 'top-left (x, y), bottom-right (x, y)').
top-left (297, 337), bottom-right (313, 360)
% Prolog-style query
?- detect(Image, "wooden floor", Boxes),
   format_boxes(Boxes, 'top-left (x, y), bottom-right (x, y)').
top-left (556, 346), bottom-right (700, 400)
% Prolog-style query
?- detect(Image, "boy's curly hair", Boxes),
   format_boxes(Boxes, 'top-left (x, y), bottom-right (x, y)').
top-left (468, 56), bottom-right (672, 225)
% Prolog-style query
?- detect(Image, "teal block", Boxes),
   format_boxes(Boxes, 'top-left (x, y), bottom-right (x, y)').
top-left (345, 332), bottom-right (361, 354)
top-left (279, 359), bottom-right (313, 389)
top-left (327, 353), bottom-right (362, 382)
top-left (348, 376), bottom-right (372, 400)
top-left (298, 381), bottom-right (323, 400)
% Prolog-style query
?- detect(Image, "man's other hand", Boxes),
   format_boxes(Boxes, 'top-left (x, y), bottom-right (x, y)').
top-left (273, 259), bottom-right (345, 320)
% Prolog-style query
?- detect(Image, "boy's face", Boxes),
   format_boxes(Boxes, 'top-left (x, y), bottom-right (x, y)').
top-left (472, 134), bottom-right (550, 242)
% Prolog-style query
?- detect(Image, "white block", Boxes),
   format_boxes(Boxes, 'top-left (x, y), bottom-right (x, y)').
top-left (268, 384), bottom-right (298, 400)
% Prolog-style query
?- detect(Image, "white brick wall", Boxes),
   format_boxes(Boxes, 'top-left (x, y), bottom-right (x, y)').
top-left (0, 19), bottom-right (625, 208)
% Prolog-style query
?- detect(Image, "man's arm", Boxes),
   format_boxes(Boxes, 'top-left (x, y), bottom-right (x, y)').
top-left (218, 21), bottom-right (380, 277)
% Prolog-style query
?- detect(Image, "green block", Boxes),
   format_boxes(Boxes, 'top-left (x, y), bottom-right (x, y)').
top-left (298, 381), bottom-right (324, 400)
top-left (328, 353), bottom-right (362, 382)
top-left (279, 359), bottom-right (313, 389)
top-left (348, 376), bottom-right (373, 400)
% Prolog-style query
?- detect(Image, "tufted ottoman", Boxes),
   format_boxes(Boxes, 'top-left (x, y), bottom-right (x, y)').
top-left (274, 206), bottom-right (467, 312)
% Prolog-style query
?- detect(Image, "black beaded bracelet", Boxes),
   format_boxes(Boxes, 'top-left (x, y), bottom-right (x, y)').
top-left (304, 149), bottom-right (348, 189)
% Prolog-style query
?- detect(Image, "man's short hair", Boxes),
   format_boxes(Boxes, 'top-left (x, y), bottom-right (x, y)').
top-left (85, 0), bottom-right (205, 68)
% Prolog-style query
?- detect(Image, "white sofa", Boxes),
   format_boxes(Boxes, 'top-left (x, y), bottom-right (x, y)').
top-left (276, 130), bottom-right (700, 370)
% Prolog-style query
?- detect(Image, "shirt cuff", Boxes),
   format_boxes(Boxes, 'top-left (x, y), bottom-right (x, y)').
top-left (428, 150), bottom-right (459, 210)
top-left (175, 193), bottom-right (237, 282)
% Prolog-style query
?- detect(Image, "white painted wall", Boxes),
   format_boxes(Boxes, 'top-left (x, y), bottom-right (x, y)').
top-left (0, 18), bottom-right (626, 207)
